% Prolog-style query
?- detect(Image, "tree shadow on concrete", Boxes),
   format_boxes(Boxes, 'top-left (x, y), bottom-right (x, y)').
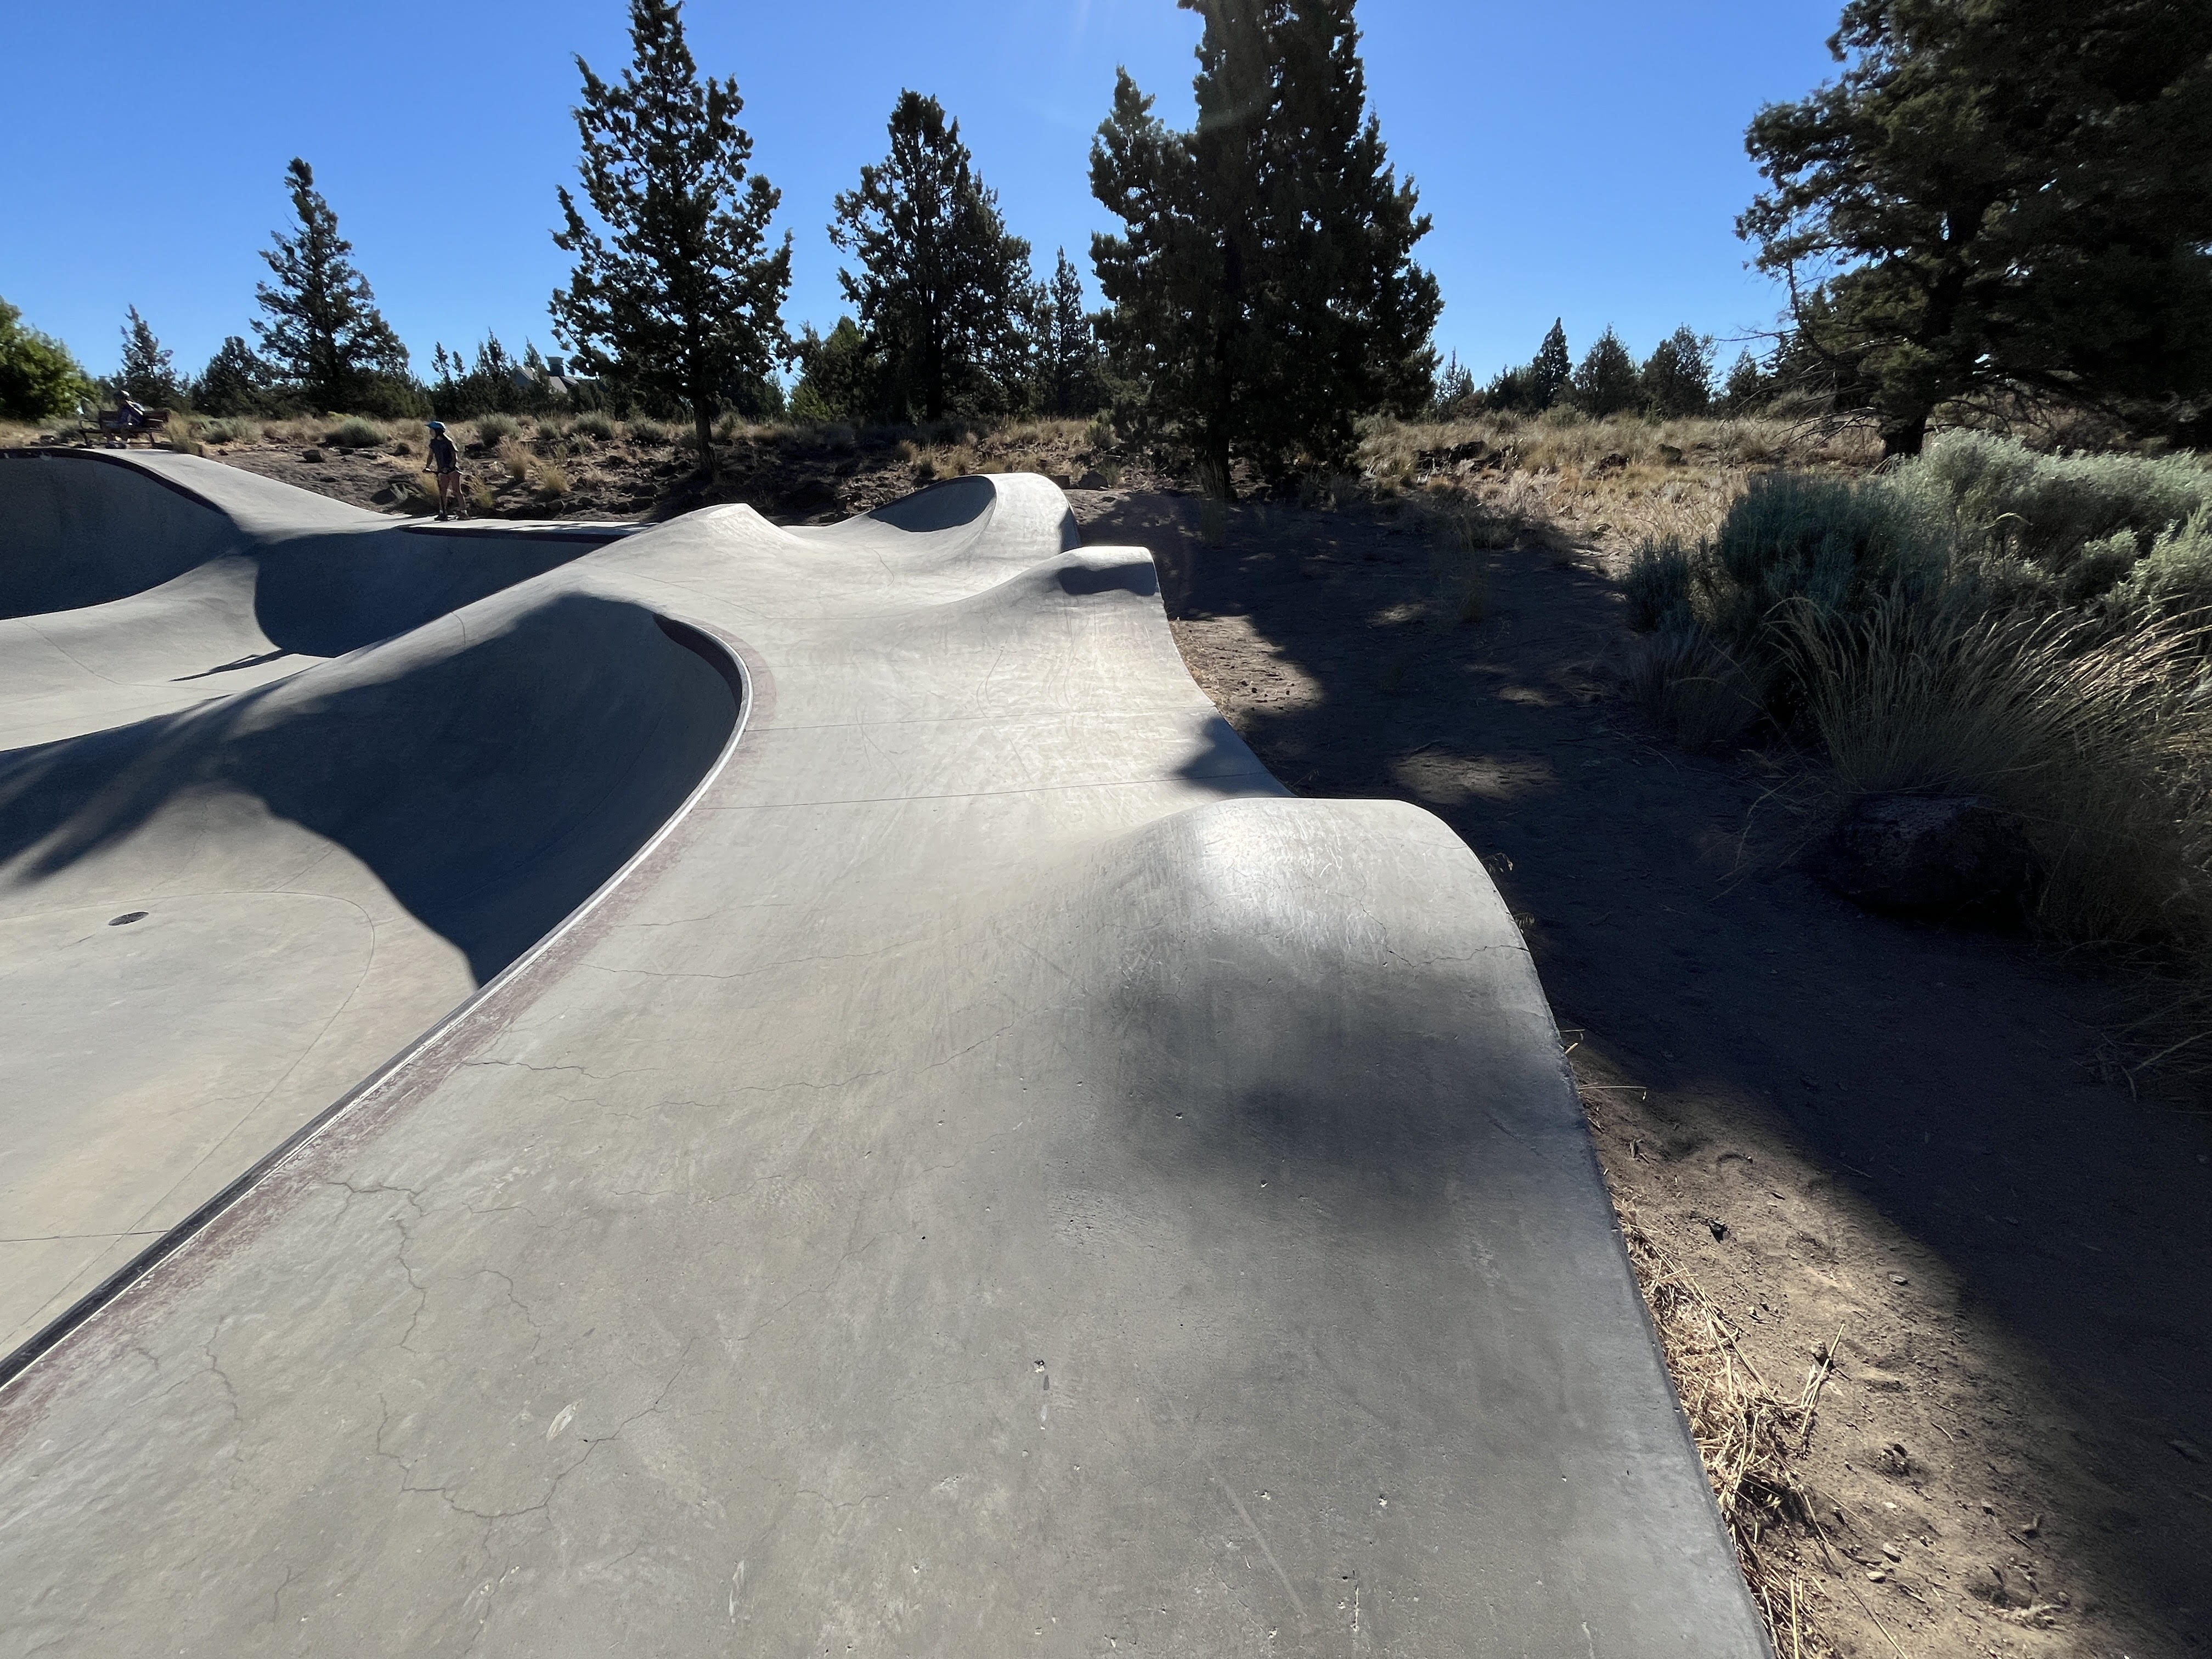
top-left (1084, 487), bottom-right (2212, 1650)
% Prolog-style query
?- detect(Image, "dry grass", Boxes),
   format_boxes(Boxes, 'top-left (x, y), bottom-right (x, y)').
top-left (1616, 1206), bottom-right (1853, 1659)
top-left (496, 438), bottom-right (533, 483)
top-left (1781, 594), bottom-right (2212, 946)
top-left (1365, 415), bottom-right (1883, 575)
top-left (530, 460), bottom-right (572, 503)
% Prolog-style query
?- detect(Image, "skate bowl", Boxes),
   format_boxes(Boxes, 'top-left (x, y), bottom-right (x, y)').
top-left (0, 454), bottom-right (1768, 1656)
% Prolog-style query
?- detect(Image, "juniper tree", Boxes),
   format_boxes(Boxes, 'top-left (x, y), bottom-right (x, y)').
top-left (193, 337), bottom-right (273, 416)
top-left (1720, 349), bottom-right (1769, 413)
top-left (831, 92), bottom-right (1036, 423)
top-left (790, 318), bottom-right (879, 424)
top-left (117, 307), bottom-right (184, 407)
top-left (1091, 0), bottom-right (1438, 490)
top-left (1742, 0), bottom-right (2212, 453)
top-left (1640, 325), bottom-right (1714, 417)
top-left (1528, 319), bottom-right (1572, 410)
top-left (254, 158), bottom-right (410, 410)
top-left (1571, 328), bottom-right (1641, 417)
top-left (552, 0), bottom-right (792, 473)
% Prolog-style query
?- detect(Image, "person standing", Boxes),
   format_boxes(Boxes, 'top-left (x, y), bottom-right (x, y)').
top-left (425, 420), bottom-right (464, 519)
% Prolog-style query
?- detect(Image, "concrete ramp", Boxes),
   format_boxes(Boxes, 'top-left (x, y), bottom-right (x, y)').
top-left (0, 450), bottom-right (630, 748)
top-left (0, 462), bottom-right (1766, 1656)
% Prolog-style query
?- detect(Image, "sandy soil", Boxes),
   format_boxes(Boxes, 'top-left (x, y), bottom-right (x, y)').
top-left (1077, 487), bottom-right (2212, 1659)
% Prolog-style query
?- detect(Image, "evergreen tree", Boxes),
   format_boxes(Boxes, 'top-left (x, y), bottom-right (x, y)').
top-left (254, 158), bottom-right (411, 410)
top-left (1571, 328), bottom-right (1641, 416)
top-left (117, 307), bottom-right (184, 407)
top-left (1742, 0), bottom-right (2212, 453)
top-left (1719, 349), bottom-right (1768, 414)
top-left (1432, 353), bottom-right (1476, 418)
top-left (1640, 324), bottom-right (1714, 417)
top-left (0, 296), bottom-right (93, 421)
top-left (831, 92), bottom-right (1036, 423)
top-left (552, 0), bottom-right (792, 473)
top-left (790, 317), bottom-right (880, 423)
top-left (1091, 0), bottom-right (1439, 489)
top-left (192, 336), bottom-right (273, 416)
top-left (1528, 319), bottom-right (1572, 410)
top-left (1036, 249), bottom-right (1100, 417)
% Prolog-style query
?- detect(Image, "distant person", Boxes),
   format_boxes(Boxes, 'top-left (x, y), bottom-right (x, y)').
top-left (425, 420), bottom-right (464, 519)
top-left (110, 392), bottom-right (147, 447)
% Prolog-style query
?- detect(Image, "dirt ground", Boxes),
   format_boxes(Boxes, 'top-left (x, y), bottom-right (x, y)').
top-left (172, 436), bottom-right (2212, 1656)
top-left (1075, 487), bottom-right (2212, 1659)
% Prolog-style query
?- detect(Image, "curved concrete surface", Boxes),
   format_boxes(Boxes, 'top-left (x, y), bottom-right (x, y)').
top-left (0, 459), bottom-right (1767, 1656)
top-left (0, 449), bottom-right (631, 749)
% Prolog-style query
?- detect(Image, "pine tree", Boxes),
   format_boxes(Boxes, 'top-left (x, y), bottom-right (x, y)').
top-left (193, 337), bottom-right (273, 416)
top-left (1036, 249), bottom-right (1099, 417)
top-left (1640, 324), bottom-right (1714, 417)
top-left (1091, 0), bottom-right (1438, 489)
top-left (254, 158), bottom-right (410, 410)
top-left (1742, 0), bottom-right (2212, 452)
top-left (552, 0), bottom-right (792, 474)
top-left (117, 307), bottom-right (184, 407)
top-left (1528, 320), bottom-right (1572, 410)
top-left (831, 92), bottom-right (1036, 424)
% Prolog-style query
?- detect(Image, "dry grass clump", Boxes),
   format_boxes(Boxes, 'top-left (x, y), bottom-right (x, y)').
top-left (1618, 1208), bottom-right (1850, 1659)
top-left (531, 460), bottom-right (572, 503)
top-left (1784, 594), bottom-right (2212, 945)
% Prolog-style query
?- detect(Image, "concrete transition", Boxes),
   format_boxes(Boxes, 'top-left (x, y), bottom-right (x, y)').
top-left (0, 450), bottom-right (1767, 1656)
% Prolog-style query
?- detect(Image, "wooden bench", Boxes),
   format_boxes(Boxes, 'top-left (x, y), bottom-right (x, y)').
top-left (82, 408), bottom-right (172, 448)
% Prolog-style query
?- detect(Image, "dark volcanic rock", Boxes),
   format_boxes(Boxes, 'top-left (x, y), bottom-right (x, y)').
top-left (1813, 794), bottom-right (2038, 914)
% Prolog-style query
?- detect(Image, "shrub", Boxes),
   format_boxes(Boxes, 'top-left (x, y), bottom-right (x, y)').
top-left (532, 461), bottom-right (572, 501)
top-left (498, 438), bottom-right (532, 482)
top-left (474, 412), bottom-right (518, 447)
top-left (326, 415), bottom-right (383, 450)
top-left (572, 409), bottom-right (617, 441)
top-left (1624, 535), bottom-right (1696, 631)
top-left (1625, 624), bottom-right (1767, 752)
top-left (627, 417), bottom-right (669, 447)
top-left (0, 297), bottom-right (94, 420)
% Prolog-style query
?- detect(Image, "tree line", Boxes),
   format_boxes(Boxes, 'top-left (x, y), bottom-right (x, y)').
top-left (5, 0), bottom-right (2207, 467)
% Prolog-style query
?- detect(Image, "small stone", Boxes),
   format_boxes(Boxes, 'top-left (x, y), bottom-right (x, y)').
top-left (1890, 1273), bottom-right (1909, 1285)
top-left (1866, 1569), bottom-right (1886, 1583)
top-left (1882, 1545), bottom-right (1901, 1561)
top-left (1075, 469), bottom-right (1109, 490)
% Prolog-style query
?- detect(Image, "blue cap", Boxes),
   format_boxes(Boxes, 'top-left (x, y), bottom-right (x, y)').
top-left (427, 420), bottom-right (446, 431)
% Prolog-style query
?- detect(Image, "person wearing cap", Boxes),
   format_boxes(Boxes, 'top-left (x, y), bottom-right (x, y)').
top-left (424, 421), bottom-right (464, 519)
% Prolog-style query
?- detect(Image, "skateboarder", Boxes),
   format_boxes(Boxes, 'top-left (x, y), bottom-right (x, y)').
top-left (425, 421), bottom-right (464, 519)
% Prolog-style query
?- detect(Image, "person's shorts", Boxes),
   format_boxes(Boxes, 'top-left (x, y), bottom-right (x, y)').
top-left (436, 468), bottom-right (460, 478)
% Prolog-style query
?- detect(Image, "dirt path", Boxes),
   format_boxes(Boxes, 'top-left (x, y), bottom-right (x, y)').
top-left (1082, 487), bottom-right (2212, 1659)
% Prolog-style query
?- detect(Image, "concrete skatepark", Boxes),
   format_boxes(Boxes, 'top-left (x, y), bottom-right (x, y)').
top-left (0, 448), bottom-right (1768, 1655)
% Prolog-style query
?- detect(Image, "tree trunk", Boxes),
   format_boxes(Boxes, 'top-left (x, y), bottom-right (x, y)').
top-left (1881, 410), bottom-right (1928, 458)
top-left (692, 403), bottom-right (718, 480)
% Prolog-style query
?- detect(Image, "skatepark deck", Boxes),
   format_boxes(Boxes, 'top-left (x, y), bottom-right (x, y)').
top-left (0, 450), bottom-right (1768, 1656)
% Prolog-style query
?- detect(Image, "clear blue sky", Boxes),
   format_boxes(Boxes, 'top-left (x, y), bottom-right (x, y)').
top-left (2, 0), bottom-right (1843, 387)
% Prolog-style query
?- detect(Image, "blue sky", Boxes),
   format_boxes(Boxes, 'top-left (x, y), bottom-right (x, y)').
top-left (2, 1), bottom-right (1843, 387)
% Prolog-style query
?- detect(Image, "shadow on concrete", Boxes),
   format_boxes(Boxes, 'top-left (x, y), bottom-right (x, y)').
top-left (0, 591), bottom-right (736, 983)
top-left (1083, 488), bottom-right (2212, 1644)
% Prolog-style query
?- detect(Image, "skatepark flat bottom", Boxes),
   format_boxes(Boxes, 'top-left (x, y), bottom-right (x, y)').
top-left (0, 452), bottom-right (1767, 1656)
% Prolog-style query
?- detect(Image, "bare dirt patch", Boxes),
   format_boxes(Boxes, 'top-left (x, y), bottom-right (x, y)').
top-left (1084, 486), bottom-right (2212, 1659)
